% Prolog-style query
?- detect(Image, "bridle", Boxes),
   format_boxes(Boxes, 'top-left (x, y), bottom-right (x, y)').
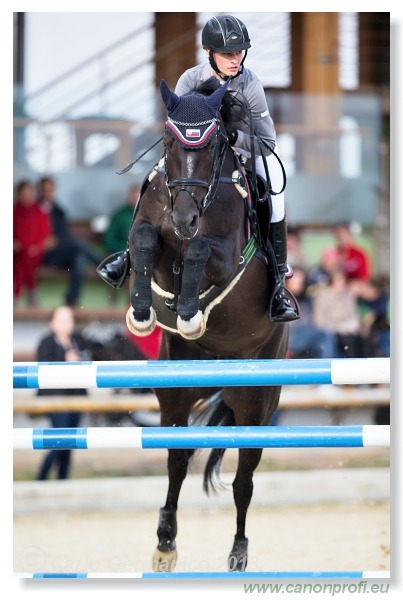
top-left (163, 115), bottom-right (229, 216)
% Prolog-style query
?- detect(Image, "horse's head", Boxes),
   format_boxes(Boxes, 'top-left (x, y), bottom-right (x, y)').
top-left (160, 78), bottom-right (230, 240)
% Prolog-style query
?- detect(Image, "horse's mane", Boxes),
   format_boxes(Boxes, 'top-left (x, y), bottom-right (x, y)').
top-left (192, 76), bottom-right (221, 96)
top-left (191, 76), bottom-right (234, 130)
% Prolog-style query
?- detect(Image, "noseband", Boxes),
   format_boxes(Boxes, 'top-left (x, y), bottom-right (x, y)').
top-left (164, 116), bottom-right (229, 215)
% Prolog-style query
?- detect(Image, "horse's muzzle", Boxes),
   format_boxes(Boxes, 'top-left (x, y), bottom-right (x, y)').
top-left (171, 214), bottom-right (199, 240)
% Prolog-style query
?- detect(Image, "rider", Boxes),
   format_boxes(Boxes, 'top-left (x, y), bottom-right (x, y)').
top-left (98, 14), bottom-right (299, 323)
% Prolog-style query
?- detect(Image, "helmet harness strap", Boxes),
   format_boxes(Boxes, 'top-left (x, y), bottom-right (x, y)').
top-left (208, 49), bottom-right (248, 81)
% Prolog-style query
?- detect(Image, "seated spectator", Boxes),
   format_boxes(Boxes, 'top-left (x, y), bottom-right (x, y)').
top-left (126, 322), bottom-right (163, 361)
top-left (334, 221), bottom-right (372, 281)
top-left (102, 184), bottom-right (140, 255)
top-left (13, 180), bottom-right (54, 306)
top-left (286, 265), bottom-right (337, 359)
top-left (307, 246), bottom-right (341, 290)
top-left (287, 226), bottom-right (310, 271)
top-left (351, 276), bottom-right (390, 425)
top-left (312, 269), bottom-right (365, 358)
top-left (350, 276), bottom-right (390, 358)
top-left (38, 176), bottom-right (104, 306)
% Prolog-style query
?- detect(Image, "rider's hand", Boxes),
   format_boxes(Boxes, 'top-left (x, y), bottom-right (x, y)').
top-left (227, 126), bottom-right (238, 146)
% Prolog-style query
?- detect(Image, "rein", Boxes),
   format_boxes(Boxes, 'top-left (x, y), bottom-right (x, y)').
top-left (115, 83), bottom-right (286, 315)
top-left (115, 136), bottom-right (164, 175)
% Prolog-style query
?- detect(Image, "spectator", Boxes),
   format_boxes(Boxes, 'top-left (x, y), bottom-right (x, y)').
top-left (13, 180), bottom-right (54, 306)
top-left (334, 221), bottom-right (372, 281)
top-left (36, 305), bottom-right (92, 480)
top-left (351, 276), bottom-right (390, 425)
top-left (307, 246), bottom-right (341, 290)
top-left (312, 269), bottom-right (365, 358)
top-left (286, 226), bottom-right (310, 271)
top-left (102, 184), bottom-right (140, 255)
top-left (286, 266), bottom-right (336, 359)
top-left (350, 276), bottom-right (391, 358)
top-left (126, 322), bottom-right (163, 361)
top-left (38, 176), bottom-right (104, 306)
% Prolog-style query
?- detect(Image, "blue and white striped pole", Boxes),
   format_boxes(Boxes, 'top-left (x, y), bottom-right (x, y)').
top-left (18, 570), bottom-right (390, 579)
top-left (13, 425), bottom-right (390, 450)
top-left (13, 358), bottom-right (390, 389)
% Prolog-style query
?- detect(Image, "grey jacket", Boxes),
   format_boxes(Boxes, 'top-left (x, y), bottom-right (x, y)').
top-left (175, 63), bottom-right (277, 159)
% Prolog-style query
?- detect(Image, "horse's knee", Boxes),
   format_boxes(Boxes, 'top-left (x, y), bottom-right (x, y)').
top-left (130, 222), bottom-right (158, 252)
top-left (184, 236), bottom-right (211, 264)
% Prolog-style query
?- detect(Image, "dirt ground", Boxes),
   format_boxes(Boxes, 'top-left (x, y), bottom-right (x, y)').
top-left (13, 444), bottom-right (391, 481)
top-left (14, 501), bottom-right (390, 575)
top-left (14, 444), bottom-right (391, 577)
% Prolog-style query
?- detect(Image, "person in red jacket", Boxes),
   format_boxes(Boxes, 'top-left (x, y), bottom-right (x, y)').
top-left (335, 222), bottom-right (372, 281)
top-left (13, 179), bottom-right (55, 305)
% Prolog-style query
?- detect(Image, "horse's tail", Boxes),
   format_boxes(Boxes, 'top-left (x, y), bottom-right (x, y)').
top-left (193, 391), bottom-right (235, 495)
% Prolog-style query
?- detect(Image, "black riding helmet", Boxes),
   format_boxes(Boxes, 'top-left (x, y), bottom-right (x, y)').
top-left (202, 15), bottom-right (251, 79)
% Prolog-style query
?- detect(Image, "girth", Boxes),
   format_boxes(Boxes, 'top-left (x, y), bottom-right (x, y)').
top-left (151, 236), bottom-right (258, 333)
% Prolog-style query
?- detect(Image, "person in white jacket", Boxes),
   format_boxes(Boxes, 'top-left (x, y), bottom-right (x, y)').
top-left (98, 14), bottom-right (299, 322)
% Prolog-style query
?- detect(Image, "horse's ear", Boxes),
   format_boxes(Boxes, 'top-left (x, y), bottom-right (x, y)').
top-left (160, 79), bottom-right (180, 114)
top-left (205, 77), bottom-right (231, 114)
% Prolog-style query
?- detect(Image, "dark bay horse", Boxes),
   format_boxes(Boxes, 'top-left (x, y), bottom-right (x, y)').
top-left (126, 78), bottom-right (288, 572)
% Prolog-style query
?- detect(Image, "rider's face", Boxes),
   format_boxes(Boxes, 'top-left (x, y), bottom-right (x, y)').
top-left (212, 51), bottom-right (244, 77)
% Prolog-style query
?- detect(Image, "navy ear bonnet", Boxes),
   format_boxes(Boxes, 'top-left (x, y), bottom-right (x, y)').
top-left (160, 79), bottom-right (230, 148)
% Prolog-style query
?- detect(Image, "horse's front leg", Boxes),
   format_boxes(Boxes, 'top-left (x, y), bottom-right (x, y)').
top-left (176, 236), bottom-right (211, 340)
top-left (126, 222), bottom-right (159, 337)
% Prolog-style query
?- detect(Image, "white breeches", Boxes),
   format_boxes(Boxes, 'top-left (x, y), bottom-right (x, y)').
top-left (256, 154), bottom-right (285, 223)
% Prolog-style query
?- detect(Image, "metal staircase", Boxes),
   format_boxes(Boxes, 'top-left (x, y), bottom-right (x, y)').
top-left (14, 12), bottom-right (291, 178)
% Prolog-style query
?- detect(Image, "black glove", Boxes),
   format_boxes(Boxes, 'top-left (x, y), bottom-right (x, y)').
top-left (227, 126), bottom-right (238, 146)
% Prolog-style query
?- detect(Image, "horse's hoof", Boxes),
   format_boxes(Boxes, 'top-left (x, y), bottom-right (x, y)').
top-left (228, 537), bottom-right (248, 571)
top-left (152, 547), bottom-right (178, 572)
top-left (126, 307), bottom-right (157, 337)
top-left (177, 311), bottom-right (206, 340)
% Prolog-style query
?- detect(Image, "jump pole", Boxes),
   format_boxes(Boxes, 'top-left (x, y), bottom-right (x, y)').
top-left (18, 570), bottom-right (390, 579)
top-left (13, 425), bottom-right (390, 450)
top-left (13, 358), bottom-right (390, 389)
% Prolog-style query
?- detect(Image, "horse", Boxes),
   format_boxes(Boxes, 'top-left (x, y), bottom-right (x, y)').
top-left (125, 77), bottom-right (289, 572)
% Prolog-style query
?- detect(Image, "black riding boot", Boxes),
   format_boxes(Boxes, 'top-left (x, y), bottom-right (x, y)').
top-left (267, 218), bottom-right (300, 323)
top-left (96, 249), bottom-right (131, 289)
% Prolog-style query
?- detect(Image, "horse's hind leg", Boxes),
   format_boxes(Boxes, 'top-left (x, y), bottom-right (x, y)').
top-left (227, 386), bottom-right (281, 571)
top-left (152, 447), bottom-right (194, 572)
top-left (152, 395), bottom-right (195, 572)
top-left (126, 222), bottom-right (158, 336)
top-left (228, 447), bottom-right (263, 571)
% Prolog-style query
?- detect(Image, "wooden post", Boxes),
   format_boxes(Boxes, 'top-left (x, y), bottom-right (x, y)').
top-left (292, 13), bottom-right (340, 95)
top-left (155, 13), bottom-right (197, 90)
top-left (290, 13), bottom-right (341, 174)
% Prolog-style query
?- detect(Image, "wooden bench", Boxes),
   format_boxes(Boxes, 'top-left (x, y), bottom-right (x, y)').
top-left (13, 394), bottom-right (159, 415)
top-left (13, 306), bottom-right (126, 326)
top-left (33, 219), bottom-right (106, 282)
top-left (13, 387), bottom-right (390, 415)
top-left (36, 265), bottom-right (100, 282)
